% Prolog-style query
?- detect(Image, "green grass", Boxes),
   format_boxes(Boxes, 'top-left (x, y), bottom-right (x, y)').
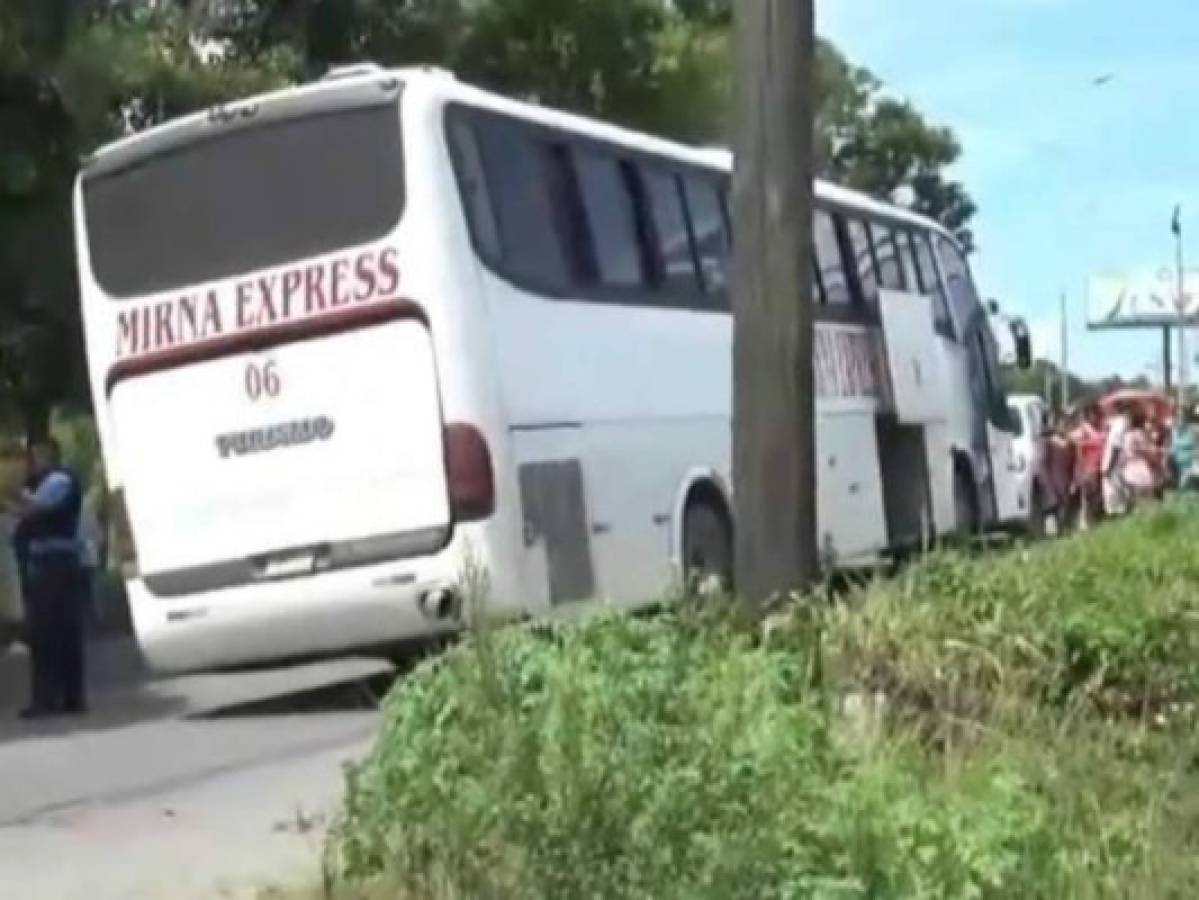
top-left (305, 503), bottom-right (1199, 899)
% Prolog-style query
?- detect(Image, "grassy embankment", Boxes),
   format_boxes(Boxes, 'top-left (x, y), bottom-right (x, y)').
top-left (282, 504), bottom-right (1199, 899)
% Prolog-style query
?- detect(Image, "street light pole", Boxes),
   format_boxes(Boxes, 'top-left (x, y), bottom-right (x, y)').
top-left (1175, 205), bottom-right (1188, 413)
top-left (1060, 290), bottom-right (1069, 410)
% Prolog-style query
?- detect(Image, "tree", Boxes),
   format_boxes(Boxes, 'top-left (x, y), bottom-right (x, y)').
top-left (0, 0), bottom-right (291, 438)
top-left (731, 0), bottom-right (816, 608)
top-left (204, 0), bottom-right (732, 142)
top-left (814, 40), bottom-right (977, 251)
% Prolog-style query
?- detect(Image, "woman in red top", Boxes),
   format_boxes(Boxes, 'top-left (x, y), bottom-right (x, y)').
top-left (1071, 403), bottom-right (1106, 529)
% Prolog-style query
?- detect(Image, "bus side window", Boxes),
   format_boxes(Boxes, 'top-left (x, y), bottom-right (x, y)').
top-left (978, 326), bottom-right (1012, 428)
top-left (573, 148), bottom-right (644, 289)
top-left (469, 113), bottom-right (574, 294)
top-left (813, 208), bottom-right (851, 305)
top-left (935, 235), bottom-right (981, 336)
top-left (909, 230), bottom-right (956, 339)
top-left (811, 250), bottom-right (826, 305)
top-left (541, 142), bottom-right (599, 286)
top-left (720, 179), bottom-right (733, 244)
top-left (895, 229), bottom-right (922, 291)
top-left (640, 166), bottom-right (703, 298)
top-left (446, 117), bottom-right (502, 261)
top-left (681, 175), bottom-right (730, 302)
top-left (869, 222), bottom-right (906, 292)
top-left (845, 216), bottom-right (880, 310)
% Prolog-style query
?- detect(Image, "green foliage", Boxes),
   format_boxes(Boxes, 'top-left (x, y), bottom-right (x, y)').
top-left (324, 507), bottom-right (1199, 899)
top-left (828, 505), bottom-right (1199, 733)
top-left (206, 0), bottom-right (733, 142)
top-left (0, 0), bottom-right (292, 437)
top-left (330, 617), bottom-right (1075, 899)
top-left (815, 40), bottom-right (976, 251)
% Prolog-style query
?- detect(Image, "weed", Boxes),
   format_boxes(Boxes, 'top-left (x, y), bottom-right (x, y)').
top-left (319, 505), bottom-right (1199, 899)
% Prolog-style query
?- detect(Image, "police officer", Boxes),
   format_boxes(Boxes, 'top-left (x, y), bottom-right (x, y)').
top-left (11, 438), bottom-right (86, 719)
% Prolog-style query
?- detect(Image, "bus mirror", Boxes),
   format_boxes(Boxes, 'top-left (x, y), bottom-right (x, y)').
top-left (1010, 318), bottom-right (1033, 371)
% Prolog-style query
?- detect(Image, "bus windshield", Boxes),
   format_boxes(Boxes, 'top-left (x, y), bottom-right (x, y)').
top-left (82, 103), bottom-right (405, 299)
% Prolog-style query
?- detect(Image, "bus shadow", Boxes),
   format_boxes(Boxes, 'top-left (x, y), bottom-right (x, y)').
top-left (0, 684), bottom-right (188, 746)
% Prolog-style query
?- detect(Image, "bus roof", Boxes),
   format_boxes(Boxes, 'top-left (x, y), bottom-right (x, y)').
top-left (81, 65), bottom-right (958, 247)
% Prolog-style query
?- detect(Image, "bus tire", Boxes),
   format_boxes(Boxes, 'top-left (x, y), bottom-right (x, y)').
top-left (952, 465), bottom-right (979, 538)
top-left (682, 499), bottom-right (733, 597)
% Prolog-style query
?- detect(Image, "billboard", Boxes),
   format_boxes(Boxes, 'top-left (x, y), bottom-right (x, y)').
top-left (1088, 269), bottom-right (1199, 329)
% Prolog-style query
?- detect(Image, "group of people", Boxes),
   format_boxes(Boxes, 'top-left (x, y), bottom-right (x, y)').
top-left (4, 438), bottom-right (94, 720)
top-left (1041, 397), bottom-right (1194, 529)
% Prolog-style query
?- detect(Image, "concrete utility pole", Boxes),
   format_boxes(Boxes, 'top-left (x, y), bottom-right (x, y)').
top-left (731, 0), bottom-right (817, 609)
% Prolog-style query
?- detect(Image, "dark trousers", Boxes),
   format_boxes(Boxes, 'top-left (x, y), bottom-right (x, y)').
top-left (26, 558), bottom-right (86, 712)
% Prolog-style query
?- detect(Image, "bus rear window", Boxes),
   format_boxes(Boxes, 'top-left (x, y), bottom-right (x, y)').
top-left (83, 104), bottom-right (405, 299)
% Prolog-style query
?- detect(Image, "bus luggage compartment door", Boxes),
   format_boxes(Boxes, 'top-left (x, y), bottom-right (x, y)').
top-left (817, 413), bottom-right (887, 565)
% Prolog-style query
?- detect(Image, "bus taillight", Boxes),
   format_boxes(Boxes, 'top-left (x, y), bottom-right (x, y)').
top-left (445, 423), bottom-right (494, 522)
top-left (108, 487), bottom-right (140, 578)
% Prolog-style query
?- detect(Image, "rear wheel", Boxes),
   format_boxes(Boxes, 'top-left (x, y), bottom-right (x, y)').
top-left (682, 501), bottom-right (733, 597)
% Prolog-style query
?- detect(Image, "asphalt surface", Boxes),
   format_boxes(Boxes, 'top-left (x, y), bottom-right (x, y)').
top-left (0, 643), bottom-right (395, 899)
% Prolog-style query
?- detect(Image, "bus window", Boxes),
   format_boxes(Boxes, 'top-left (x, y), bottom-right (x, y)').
top-left (472, 115), bottom-right (573, 293)
top-left (870, 222), bottom-right (905, 291)
top-left (720, 178), bottom-right (733, 244)
top-left (85, 103), bottom-right (406, 298)
top-left (936, 235), bottom-right (982, 335)
top-left (574, 148), bottom-right (644, 289)
top-left (895, 230), bottom-right (922, 292)
top-left (682, 175), bottom-right (730, 299)
top-left (845, 216), bottom-right (879, 308)
top-left (541, 142), bottom-right (598, 286)
top-left (642, 167), bottom-right (702, 297)
top-left (910, 230), bottom-right (955, 339)
top-left (813, 209), bottom-right (851, 305)
top-left (977, 326), bottom-right (1013, 429)
top-left (447, 118), bottom-right (502, 261)
top-left (812, 251), bottom-right (826, 305)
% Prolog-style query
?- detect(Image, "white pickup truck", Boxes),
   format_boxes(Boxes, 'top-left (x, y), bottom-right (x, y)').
top-left (1006, 394), bottom-right (1059, 536)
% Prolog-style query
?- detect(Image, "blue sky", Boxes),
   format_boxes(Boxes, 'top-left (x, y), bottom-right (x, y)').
top-left (817, 0), bottom-right (1199, 381)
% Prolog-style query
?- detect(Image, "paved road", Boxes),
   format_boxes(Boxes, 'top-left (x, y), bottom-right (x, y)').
top-left (0, 645), bottom-right (393, 899)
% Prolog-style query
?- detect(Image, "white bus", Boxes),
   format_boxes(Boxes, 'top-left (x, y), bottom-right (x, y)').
top-left (74, 65), bottom-right (1033, 673)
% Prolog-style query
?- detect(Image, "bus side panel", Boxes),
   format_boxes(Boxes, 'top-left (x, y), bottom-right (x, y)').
top-left (483, 283), bottom-right (732, 609)
top-left (73, 182), bottom-right (125, 492)
top-left (407, 90), bottom-right (539, 624)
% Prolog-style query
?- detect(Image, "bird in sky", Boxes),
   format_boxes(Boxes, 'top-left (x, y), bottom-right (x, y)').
top-left (1092, 73), bottom-right (1115, 87)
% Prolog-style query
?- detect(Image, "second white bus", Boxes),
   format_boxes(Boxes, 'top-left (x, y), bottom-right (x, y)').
top-left (74, 65), bottom-right (1032, 673)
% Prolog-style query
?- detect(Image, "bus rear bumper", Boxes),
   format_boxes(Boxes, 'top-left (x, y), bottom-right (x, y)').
top-left (126, 557), bottom-right (465, 675)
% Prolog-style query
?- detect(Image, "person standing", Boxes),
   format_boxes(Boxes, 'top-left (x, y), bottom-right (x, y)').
top-left (1043, 414), bottom-right (1077, 528)
top-left (1120, 410), bottom-right (1161, 509)
top-left (1171, 406), bottom-right (1195, 490)
top-left (9, 438), bottom-right (87, 719)
top-left (1102, 401), bottom-right (1131, 517)
top-left (1071, 403), bottom-right (1106, 530)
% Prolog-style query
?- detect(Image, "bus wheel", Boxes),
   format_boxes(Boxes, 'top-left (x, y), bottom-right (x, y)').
top-left (953, 468), bottom-right (979, 538)
top-left (682, 501), bottom-right (733, 598)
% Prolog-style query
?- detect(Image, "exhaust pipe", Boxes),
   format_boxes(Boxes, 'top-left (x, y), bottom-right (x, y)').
top-left (418, 586), bottom-right (461, 622)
